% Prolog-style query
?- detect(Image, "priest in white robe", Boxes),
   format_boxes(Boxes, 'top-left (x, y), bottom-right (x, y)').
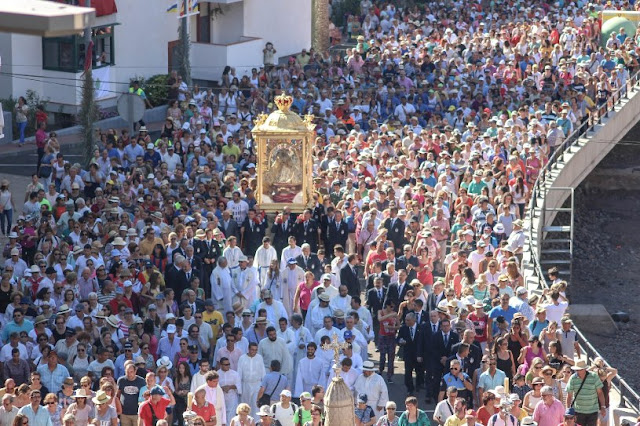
top-left (253, 238), bottom-right (278, 282)
top-left (280, 260), bottom-right (305, 317)
top-left (329, 357), bottom-right (358, 390)
top-left (329, 285), bottom-right (352, 313)
top-left (237, 343), bottom-right (265, 417)
top-left (286, 314), bottom-right (313, 387)
top-left (232, 255), bottom-right (259, 309)
top-left (210, 257), bottom-right (236, 314)
top-left (218, 360), bottom-right (242, 422)
top-left (257, 291), bottom-right (288, 326)
top-left (294, 343), bottom-right (325, 397)
top-left (309, 294), bottom-right (334, 337)
top-left (280, 239), bottom-right (302, 272)
top-left (257, 328), bottom-right (293, 378)
top-left (222, 238), bottom-right (243, 268)
top-left (198, 375), bottom-right (227, 426)
top-left (314, 315), bottom-right (340, 345)
top-left (310, 274), bottom-right (339, 301)
top-left (353, 361), bottom-right (390, 419)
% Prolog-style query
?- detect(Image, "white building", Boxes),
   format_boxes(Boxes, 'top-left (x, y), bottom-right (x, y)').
top-left (0, 0), bottom-right (311, 114)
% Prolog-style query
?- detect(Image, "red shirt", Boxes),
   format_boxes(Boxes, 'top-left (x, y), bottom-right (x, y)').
top-left (138, 397), bottom-right (171, 426)
top-left (192, 401), bottom-right (216, 423)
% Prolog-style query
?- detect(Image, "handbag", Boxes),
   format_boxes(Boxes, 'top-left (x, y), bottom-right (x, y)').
top-left (258, 373), bottom-right (282, 406)
top-left (38, 165), bottom-right (52, 179)
top-left (570, 372), bottom-right (589, 408)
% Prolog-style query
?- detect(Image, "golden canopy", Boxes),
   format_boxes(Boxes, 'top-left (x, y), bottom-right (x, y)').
top-left (251, 93), bottom-right (315, 212)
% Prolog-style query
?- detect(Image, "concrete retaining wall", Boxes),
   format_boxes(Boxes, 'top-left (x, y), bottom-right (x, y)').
top-left (0, 105), bottom-right (167, 145)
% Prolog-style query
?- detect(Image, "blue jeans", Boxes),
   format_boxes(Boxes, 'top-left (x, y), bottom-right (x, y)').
top-left (17, 121), bottom-right (27, 144)
top-left (0, 208), bottom-right (12, 234)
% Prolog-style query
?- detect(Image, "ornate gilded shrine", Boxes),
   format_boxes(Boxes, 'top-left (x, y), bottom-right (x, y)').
top-left (252, 93), bottom-right (315, 213)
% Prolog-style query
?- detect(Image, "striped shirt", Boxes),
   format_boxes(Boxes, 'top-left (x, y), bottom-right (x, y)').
top-left (566, 371), bottom-right (603, 414)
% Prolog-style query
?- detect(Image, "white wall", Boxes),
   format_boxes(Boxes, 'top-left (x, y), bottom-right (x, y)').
top-left (107, 0), bottom-right (179, 98)
top-left (211, 2), bottom-right (244, 44)
top-left (243, 0), bottom-right (311, 59)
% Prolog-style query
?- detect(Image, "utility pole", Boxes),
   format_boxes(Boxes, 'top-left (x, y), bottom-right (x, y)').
top-left (80, 0), bottom-right (98, 166)
top-left (178, 0), bottom-right (198, 87)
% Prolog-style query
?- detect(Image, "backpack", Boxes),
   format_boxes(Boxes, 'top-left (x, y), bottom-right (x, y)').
top-left (488, 413), bottom-right (517, 426)
top-left (271, 402), bottom-right (298, 426)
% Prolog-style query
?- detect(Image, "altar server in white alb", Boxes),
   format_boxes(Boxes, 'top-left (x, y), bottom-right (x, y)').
top-left (232, 255), bottom-right (259, 308)
top-left (253, 236), bottom-right (278, 282)
top-left (353, 360), bottom-right (389, 419)
top-left (210, 256), bottom-right (236, 314)
top-left (294, 342), bottom-right (325, 397)
top-left (280, 258), bottom-right (305, 316)
top-left (237, 342), bottom-right (265, 417)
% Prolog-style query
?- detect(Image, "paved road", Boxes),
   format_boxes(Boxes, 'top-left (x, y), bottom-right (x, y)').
top-left (0, 169), bottom-right (435, 419)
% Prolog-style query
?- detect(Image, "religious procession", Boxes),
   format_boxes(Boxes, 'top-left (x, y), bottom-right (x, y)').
top-left (1, 0), bottom-right (638, 425)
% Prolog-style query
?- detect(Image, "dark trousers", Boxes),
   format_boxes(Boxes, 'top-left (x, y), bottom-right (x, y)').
top-left (36, 147), bottom-right (45, 173)
top-left (404, 357), bottom-right (423, 393)
top-left (576, 412), bottom-right (598, 426)
top-left (426, 364), bottom-right (443, 400)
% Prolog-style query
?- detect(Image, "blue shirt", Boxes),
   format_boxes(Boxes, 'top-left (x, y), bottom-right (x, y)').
top-left (18, 404), bottom-right (52, 426)
top-left (440, 372), bottom-right (471, 392)
top-left (2, 320), bottom-right (34, 343)
top-left (488, 305), bottom-right (518, 334)
top-left (478, 369), bottom-right (507, 392)
top-left (157, 336), bottom-right (180, 361)
top-left (123, 143), bottom-right (144, 165)
top-left (37, 363), bottom-right (71, 394)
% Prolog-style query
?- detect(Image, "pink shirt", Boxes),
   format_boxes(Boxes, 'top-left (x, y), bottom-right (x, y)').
top-left (533, 399), bottom-right (564, 426)
top-left (297, 281), bottom-right (319, 310)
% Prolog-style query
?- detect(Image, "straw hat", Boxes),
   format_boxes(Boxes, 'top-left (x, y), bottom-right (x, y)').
top-left (92, 390), bottom-right (110, 405)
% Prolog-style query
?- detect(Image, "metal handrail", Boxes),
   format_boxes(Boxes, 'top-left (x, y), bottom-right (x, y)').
top-left (524, 69), bottom-right (640, 414)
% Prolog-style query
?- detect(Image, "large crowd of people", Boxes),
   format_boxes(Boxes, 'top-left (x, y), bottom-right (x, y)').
top-left (1, 0), bottom-right (639, 425)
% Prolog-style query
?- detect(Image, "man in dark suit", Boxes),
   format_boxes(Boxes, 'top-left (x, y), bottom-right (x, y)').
top-left (366, 262), bottom-right (389, 291)
top-left (270, 209), bottom-right (295, 255)
top-left (184, 245), bottom-right (203, 281)
top-left (365, 276), bottom-right (386, 345)
top-left (412, 300), bottom-right (427, 325)
top-left (194, 228), bottom-right (222, 297)
top-left (427, 319), bottom-right (459, 402)
top-left (384, 269), bottom-right (411, 308)
top-left (295, 243), bottom-right (323, 280)
top-left (397, 245), bottom-right (420, 282)
top-left (219, 210), bottom-right (240, 240)
top-left (451, 330), bottom-right (482, 376)
top-left (426, 279), bottom-right (446, 312)
top-left (320, 206), bottom-right (336, 250)
top-left (339, 254), bottom-right (360, 297)
top-left (326, 210), bottom-right (349, 254)
top-left (241, 209), bottom-right (266, 257)
top-left (165, 254), bottom-right (190, 302)
top-left (397, 312), bottom-right (423, 394)
top-left (383, 207), bottom-right (406, 255)
top-left (417, 310), bottom-right (441, 403)
top-left (293, 209), bottom-right (320, 253)
top-left (180, 289), bottom-right (205, 315)
top-left (381, 247), bottom-right (405, 272)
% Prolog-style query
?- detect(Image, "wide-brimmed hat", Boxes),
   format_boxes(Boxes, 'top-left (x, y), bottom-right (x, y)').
top-left (572, 357), bottom-right (588, 370)
top-left (362, 360), bottom-right (376, 372)
top-left (256, 405), bottom-right (273, 417)
top-left (106, 315), bottom-right (119, 328)
top-left (71, 389), bottom-right (89, 399)
top-left (58, 304), bottom-right (71, 314)
top-left (156, 356), bottom-right (173, 370)
top-left (112, 237), bottom-right (126, 246)
top-left (92, 390), bottom-right (110, 405)
top-left (34, 315), bottom-right (48, 325)
top-left (521, 417), bottom-right (537, 426)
